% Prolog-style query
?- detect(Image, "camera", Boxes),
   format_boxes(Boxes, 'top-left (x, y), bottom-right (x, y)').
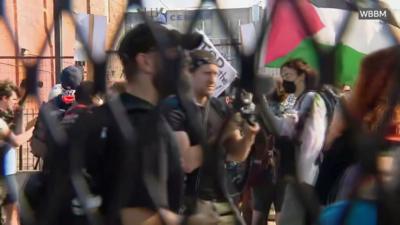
top-left (228, 83), bottom-right (257, 125)
top-left (238, 90), bottom-right (257, 125)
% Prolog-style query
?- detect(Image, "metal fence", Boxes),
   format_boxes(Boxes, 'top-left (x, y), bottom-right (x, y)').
top-left (0, 56), bottom-right (78, 170)
top-left (18, 107), bottom-right (40, 171)
top-left (1, 0), bottom-right (400, 225)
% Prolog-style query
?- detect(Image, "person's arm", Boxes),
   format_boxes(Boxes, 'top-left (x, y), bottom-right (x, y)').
top-left (258, 96), bottom-right (292, 137)
top-left (225, 121), bottom-right (260, 162)
top-left (258, 95), bottom-right (283, 134)
top-left (0, 118), bottom-right (11, 140)
top-left (174, 131), bottom-right (202, 173)
top-left (161, 104), bottom-right (203, 173)
top-left (0, 118), bottom-right (33, 148)
top-left (7, 127), bottom-right (33, 147)
top-left (184, 145), bottom-right (203, 173)
top-left (138, 124), bottom-right (217, 225)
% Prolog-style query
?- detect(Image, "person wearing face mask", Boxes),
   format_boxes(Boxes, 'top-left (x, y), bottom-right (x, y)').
top-left (247, 76), bottom-right (297, 225)
top-left (23, 66), bottom-right (83, 223)
top-left (258, 59), bottom-right (330, 225)
top-left (30, 66), bottom-right (83, 160)
top-left (267, 76), bottom-right (297, 117)
top-left (261, 58), bottom-right (326, 185)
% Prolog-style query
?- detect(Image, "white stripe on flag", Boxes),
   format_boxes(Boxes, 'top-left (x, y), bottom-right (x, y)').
top-left (313, 7), bottom-right (398, 53)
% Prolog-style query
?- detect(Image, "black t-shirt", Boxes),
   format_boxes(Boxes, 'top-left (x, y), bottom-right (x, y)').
top-left (160, 97), bottom-right (201, 146)
top-left (76, 93), bottom-right (184, 217)
top-left (160, 96), bottom-right (230, 200)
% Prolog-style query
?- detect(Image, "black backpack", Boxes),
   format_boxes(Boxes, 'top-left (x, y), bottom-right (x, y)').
top-left (318, 85), bottom-right (339, 125)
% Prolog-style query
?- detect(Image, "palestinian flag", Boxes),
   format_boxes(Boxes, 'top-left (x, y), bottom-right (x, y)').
top-left (264, 0), bottom-right (400, 85)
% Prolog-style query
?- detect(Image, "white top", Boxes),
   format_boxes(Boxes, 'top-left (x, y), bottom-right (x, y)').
top-left (0, 118), bottom-right (17, 175)
top-left (280, 92), bottom-right (328, 185)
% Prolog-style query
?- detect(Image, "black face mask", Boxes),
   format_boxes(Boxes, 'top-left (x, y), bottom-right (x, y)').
top-left (282, 80), bottom-right (296, 94)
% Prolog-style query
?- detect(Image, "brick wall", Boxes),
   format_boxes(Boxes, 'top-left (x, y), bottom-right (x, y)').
top-left (0, 0), bottom-right (127, 170)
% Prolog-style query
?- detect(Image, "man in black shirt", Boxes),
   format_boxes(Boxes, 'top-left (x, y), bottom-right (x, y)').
top-left (161, 50), bottom-right (259, 223)
top-left (73, 23), bottom-right (219, 225)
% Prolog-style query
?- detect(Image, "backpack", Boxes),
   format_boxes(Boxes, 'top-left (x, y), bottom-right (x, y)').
top-left (31, 95), bottom-right (72, 158)
top-left (318, 85), bottom-right (339, 125)
top-left (296, 87), bottom-right (339, 133)
top-left (288, 89), bottom-right (336, 185)
top-left (315, 129), bottom-right (356, 205)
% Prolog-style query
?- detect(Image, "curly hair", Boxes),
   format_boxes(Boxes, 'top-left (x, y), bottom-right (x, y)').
top-left (0, 80), bottom-right (19, 99)
top-left (348, 46), bottom-right (400, 132)
top-left (281, 58), bottom-right (319, 91)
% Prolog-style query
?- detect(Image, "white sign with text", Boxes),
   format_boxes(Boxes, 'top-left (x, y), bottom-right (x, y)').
top-left (196, 31), bottom-right (237, 97)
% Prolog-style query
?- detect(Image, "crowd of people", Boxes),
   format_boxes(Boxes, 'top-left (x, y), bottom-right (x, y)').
top-left (0, 22), bottom-right (400, 225)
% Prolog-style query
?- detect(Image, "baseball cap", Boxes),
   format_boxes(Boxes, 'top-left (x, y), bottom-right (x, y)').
top-left (189, 50), bottom-right (217, 71)
top-left (117, 23), bottom-right (179, 62)
top-left (60, 66), bottom-right (83, 90)
top-left (118, 23), bottom-right (203, 62)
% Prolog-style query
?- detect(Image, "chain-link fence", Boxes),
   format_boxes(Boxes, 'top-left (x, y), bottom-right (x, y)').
top-left (1, 0), bottom-right (400, 225)
top-left (0, 56), bottom-right (77, 170)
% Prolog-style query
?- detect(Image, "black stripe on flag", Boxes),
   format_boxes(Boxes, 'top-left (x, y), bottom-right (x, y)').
top-left (310, 0), bottom-right (357, 10)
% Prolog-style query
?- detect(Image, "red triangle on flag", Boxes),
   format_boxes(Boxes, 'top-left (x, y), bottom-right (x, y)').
top-left (265, 0), bottom-right (325, 64)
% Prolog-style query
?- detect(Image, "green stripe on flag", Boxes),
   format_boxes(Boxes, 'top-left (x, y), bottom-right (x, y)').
top-left (335, 43), bottom-right (365, 86)
top-left (266, 38), bottom-right (365, 86)
top-left (266, 38), bottom-right (323, 70)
